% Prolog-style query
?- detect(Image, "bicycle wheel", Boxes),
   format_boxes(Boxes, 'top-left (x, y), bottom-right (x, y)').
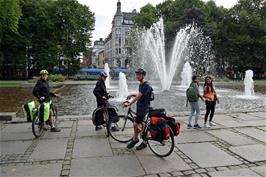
top-left (32, 114), bottom-right (44, 138)
top-left (108, 115), bottom-right (134, 143)
top-left (145, 124), bottom-right (175, 157)
top-left (51, 104), bottom-right (58, 126)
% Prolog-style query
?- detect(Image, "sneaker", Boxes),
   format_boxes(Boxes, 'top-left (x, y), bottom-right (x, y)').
top-left (204, 123), bottom-right (211, 128)
top-left (127, 139), bottom-right (139, 149)
top-left (193, 124), bottom-right (201, 129)
top-left (111, 126), bottom-right (119, 132)
top-left (209, 122), bottom-right (216, 126)
top-left (187, 124), bottom-right (192, 129)
top-left (51, 127), bottom-right (61, 132)
top-left (136, 142), bottom-right (147, 150)
top-left (95, 126), bottom-right (103, 131)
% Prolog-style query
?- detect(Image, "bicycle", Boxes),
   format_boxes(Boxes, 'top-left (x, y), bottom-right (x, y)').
top-left (108, 98), bottom-right (175, 157)
top-left (92, 95), bottom-right (134, 139)
top-left (31, 97), bottom-right (58, 138)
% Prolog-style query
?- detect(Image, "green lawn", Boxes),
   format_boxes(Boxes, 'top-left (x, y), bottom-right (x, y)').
top-left (0, 80), bottom-right (25, 87)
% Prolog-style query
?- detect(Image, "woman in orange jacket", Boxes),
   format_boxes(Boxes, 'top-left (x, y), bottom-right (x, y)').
top-left (203, 76), bottom-right (219, 128)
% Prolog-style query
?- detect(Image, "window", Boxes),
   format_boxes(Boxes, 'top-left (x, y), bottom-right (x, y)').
top-left (119, 38), bottom-right (121, 46)
top-left (119, 48), bottom-right (121, 54)
top-left (116, 28), bottom-right (121, 35)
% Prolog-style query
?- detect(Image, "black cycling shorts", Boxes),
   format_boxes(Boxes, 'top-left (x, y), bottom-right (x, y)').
top-left (135, 112), bottom-right (147, 124)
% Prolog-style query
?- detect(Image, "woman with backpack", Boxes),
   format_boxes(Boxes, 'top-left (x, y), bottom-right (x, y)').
top-left (203, 76), bottom-right (219, 128)
top-left (186, 75), bottom-right (204, 129)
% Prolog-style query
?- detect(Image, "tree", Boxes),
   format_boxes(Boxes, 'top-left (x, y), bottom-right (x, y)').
top-left (0, 0), bottom-right (95, 78)
top-left (0, 0), bottom-right (22, 69)
top-left (133, 3), bottom-right (159, 29)
top-left (221, 0), bottom-right (266, 75)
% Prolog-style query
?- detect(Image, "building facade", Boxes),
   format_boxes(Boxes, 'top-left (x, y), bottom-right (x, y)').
top-left (92, 38), bottom-right (104, 67)
top-left (104, 0), bottom-right (137, 68)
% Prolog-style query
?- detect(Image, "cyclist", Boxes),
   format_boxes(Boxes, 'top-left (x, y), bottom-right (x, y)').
top-left (93, 71), bottom-right (119, 132)
top-left (124, 68), bottom-right (153, 150)
top-left (32, 70), bottom-right (61, 132)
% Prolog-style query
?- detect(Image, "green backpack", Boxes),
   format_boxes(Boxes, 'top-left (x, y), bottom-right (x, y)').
top-left (186, 86), bottom-right (198, 102)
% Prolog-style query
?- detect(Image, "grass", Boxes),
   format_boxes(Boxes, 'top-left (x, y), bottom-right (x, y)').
top-left (0, 80), bottom-right (24, 87)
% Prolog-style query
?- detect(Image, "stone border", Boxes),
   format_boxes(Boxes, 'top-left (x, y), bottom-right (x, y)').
top-left (60, 120), bottom-right (77, 177)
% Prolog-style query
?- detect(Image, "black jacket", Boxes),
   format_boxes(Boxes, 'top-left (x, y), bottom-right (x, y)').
top-left (93, 79), bottom-right (108, 107)
top-left (32, 79), bottom-right (55, 102)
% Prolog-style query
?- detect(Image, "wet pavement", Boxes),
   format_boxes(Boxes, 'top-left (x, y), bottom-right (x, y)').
top-left (1, 111), bottom-right (265, 177)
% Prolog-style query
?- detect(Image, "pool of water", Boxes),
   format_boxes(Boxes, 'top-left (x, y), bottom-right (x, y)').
top-left (1, 82), bottom-right (265, 117)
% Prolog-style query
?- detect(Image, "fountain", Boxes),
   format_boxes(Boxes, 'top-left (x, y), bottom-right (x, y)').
top-left (116, 72), bottom-right (128, 101)
top-left (235, 69), bottom-right (259, 99)
top-left (104, 63), bottom-right (110, 88)
top-left (180, 61), bottom-right (192, 87)
top-left (244, 69), bottom-right (255, 96)
top-left (137, 18), bottom-right (197, 90)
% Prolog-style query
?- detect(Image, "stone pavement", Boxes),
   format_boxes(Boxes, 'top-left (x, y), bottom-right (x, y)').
top-left (0, 111), bottom-right (265, 177)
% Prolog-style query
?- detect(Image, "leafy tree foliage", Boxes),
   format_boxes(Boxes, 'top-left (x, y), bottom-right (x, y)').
top-left (0, 0), bottom-right (94, 78)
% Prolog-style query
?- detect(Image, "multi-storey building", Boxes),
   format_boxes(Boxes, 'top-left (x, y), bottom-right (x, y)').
top-left (104, 0), bottom-right (137, 68)
top-left (92, 38), bottom-right (104, 67)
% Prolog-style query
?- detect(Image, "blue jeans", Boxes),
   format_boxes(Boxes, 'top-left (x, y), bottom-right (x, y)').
top-left (188, 101), bottom-right (200, 125)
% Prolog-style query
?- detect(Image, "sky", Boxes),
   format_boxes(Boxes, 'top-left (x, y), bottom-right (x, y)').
top-left (78, 0), bottom-right (238, 43)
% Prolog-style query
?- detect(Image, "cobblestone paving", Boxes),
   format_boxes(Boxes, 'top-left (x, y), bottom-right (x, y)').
top-left (0, 111), bottom-right (265, 177)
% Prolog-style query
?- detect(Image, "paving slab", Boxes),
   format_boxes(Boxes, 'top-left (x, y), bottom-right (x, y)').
top-left (176, 131), bottom-right (217, 144)
top-left (231, 113), bottom-right (264, 121)
top-left (58, 121), bottom-right (73, 128)
top-left (213, 119), bottom-right (249, 128)
top-left (243, 120), bottom-right (266, 127)
top-left (208, 129), bottom-right (256, 146)
top-left (42, 128), bottom-right (71, 139)
top-left (30, 138), bottom-right (67, 161)
top-left (236, 127), bottom-right (266, 142)
top-left (209, 168), bottom-right (261, 177)
top-left (0, 123), bottom-right (34, 141)
top-left (78, 120), bottom-right (94, 126)
top-left (70, 156), bottom-right (145, 176)
top-left (73, 137), bottom-right (112, 158)
top-left (257, 126), bottom-right (266, 131)
top-left (250, 165), bottom-right (266, 177)
top-left (247, 112), bottom-right (266, 119)
top-left (214, 114), bottom-right (237, 120)
top-left (0, 164), bottom-right (62, 177)
top-left (178, 143), bottom-right (242, 168)
top-left (135, 149), bottom-right (191, 174)
top-left (1, 140), bottom-right (32, 155)
top-left (229, 144), bottom-right (266, 162)
top-left (76, 125), bottom-right (106, 137)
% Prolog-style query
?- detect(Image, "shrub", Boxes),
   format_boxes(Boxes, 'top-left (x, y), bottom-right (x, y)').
top-left (222, 76), bottom-right (230, 82)
top-left (49, 74), bottom-right (65, 82)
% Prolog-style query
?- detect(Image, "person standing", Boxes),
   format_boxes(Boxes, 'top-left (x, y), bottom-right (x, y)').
top-left (203, 76), bottom-right (219, 128)
top-left (124, 68), bottom-right (153, 150)
top-left (93, 72), bottom-right (109, 130)
top-left (186, 75), bottom-right (204, 129)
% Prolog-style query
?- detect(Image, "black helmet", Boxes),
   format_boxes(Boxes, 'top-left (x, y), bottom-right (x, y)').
top-left (135, 68), bottom-right (146, 76)
top-left (100, 71), bottom-right (108, 77)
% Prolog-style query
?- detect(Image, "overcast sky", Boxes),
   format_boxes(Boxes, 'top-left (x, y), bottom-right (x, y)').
top-left (78, 0), bottom-right (238, 42)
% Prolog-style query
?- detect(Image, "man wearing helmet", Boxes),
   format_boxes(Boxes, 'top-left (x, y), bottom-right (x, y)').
top-left (124, 68), bottom-right (153, 150)
top-left (32, 70), bottom-right (61, 132)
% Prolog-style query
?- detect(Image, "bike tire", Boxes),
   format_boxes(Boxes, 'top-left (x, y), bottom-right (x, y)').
top-left (145, 124), bottom-right (175, 157)
top-left (32, 114), bottom-right (44, 138)
top-left (108, 115), bottom-right (134, 143)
